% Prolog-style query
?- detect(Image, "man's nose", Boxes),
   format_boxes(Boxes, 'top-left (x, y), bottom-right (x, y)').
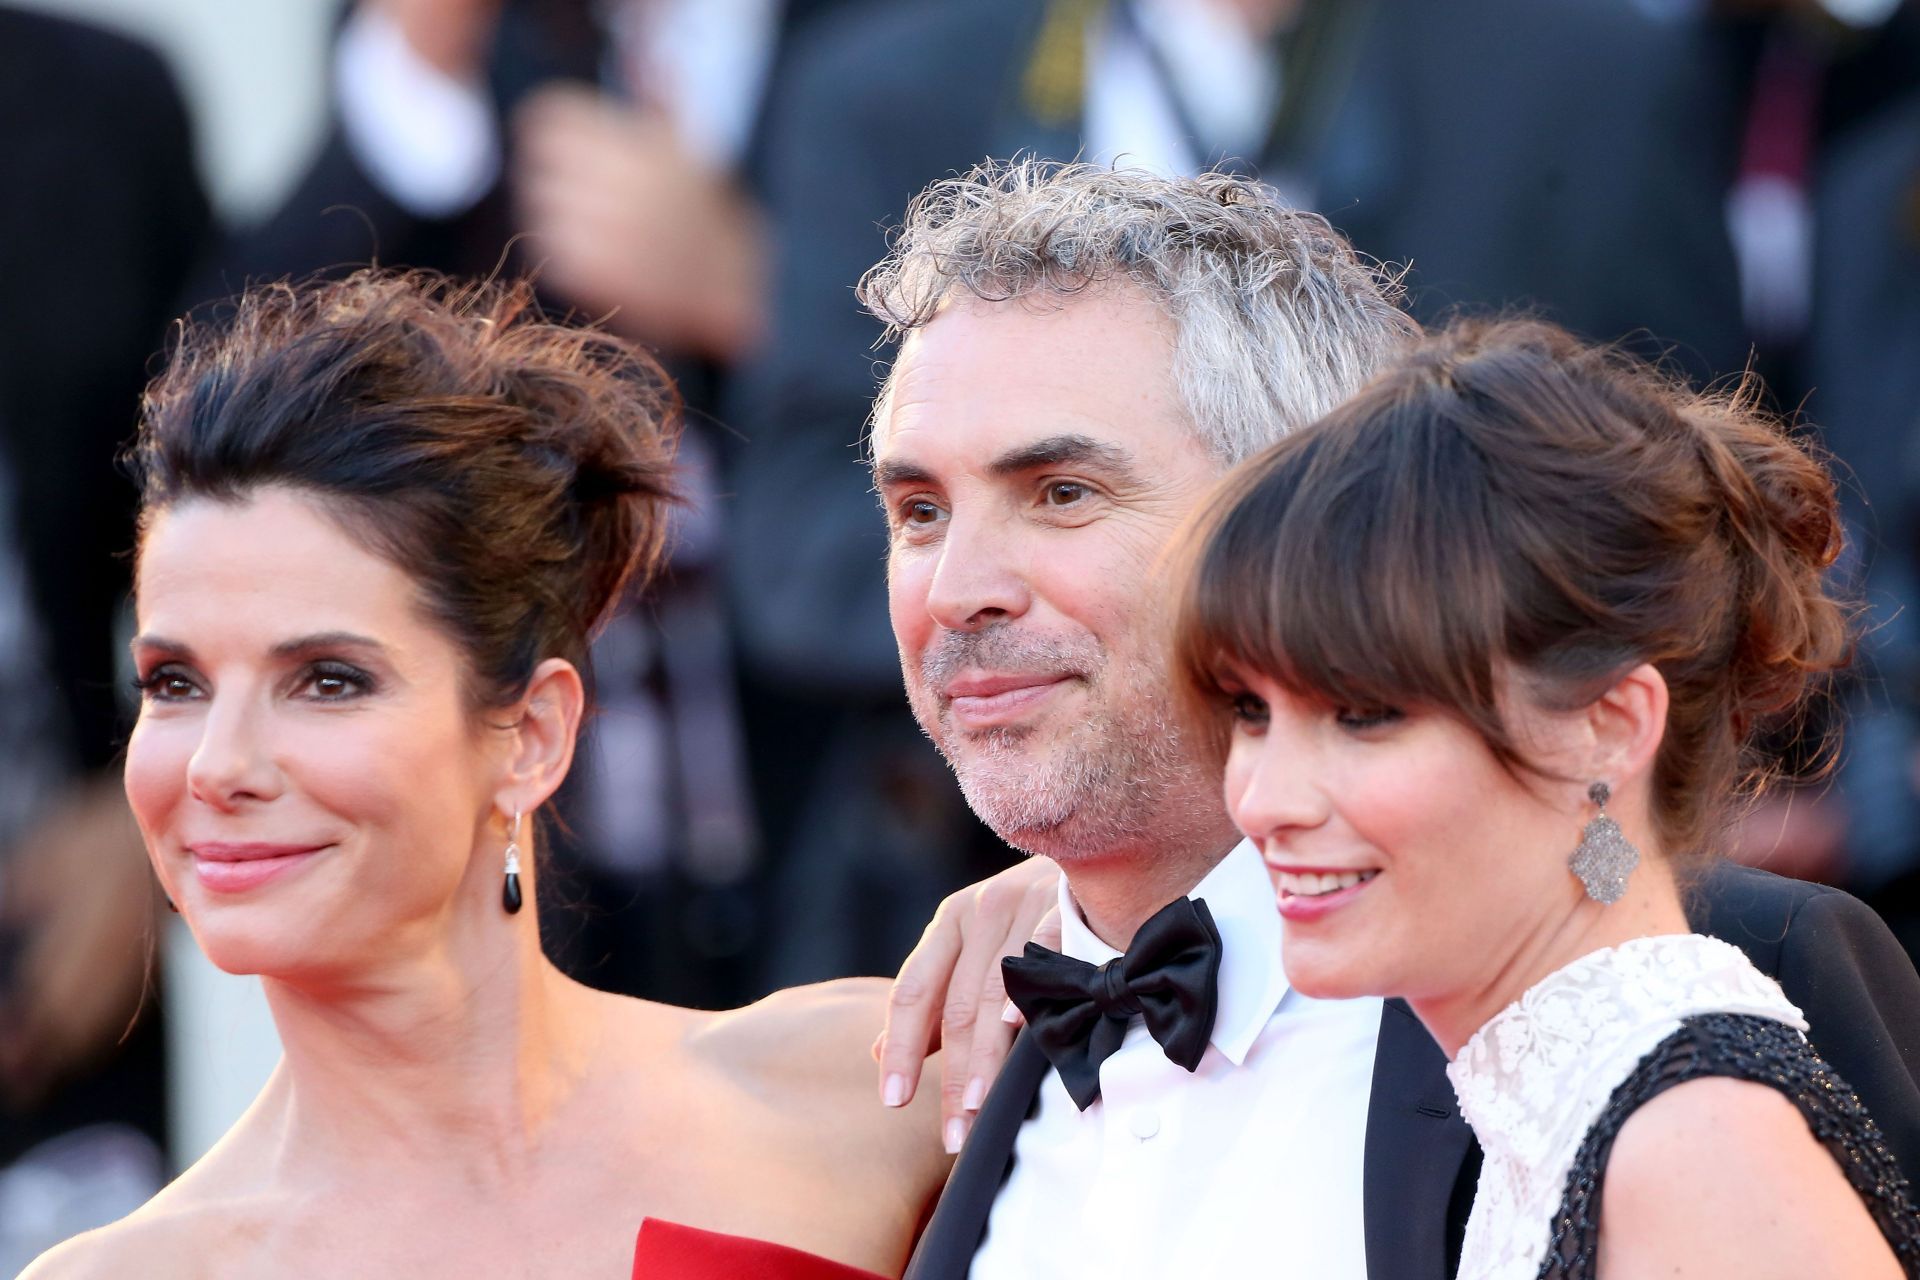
top-left (924, 514), bottom-right (1033, 632)
top-left (186, 695), bottom-right (284, 810)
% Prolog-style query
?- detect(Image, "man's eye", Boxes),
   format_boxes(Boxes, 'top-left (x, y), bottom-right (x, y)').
top-left (1043, 482), bottom-right (1090, 507)
top-left (901, 499), bottom-right (945, 526)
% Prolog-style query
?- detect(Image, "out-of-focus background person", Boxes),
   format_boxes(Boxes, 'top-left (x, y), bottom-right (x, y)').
top-left (0, 7), bottom-right (212, 1271)
top-left (3, 0), bottom-right (1919, 1266)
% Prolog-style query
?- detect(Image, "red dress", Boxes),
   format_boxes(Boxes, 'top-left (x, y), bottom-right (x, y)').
top-left (632, 1219), bottom-right (893, 1279)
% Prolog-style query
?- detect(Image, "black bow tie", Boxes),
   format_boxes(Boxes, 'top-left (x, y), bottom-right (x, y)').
top-left (1001, 896), bottom-right (1223, 1111)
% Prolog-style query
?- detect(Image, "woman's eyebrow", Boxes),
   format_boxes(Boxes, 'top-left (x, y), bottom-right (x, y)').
top-left (268, 631), bottom-right (388, 659)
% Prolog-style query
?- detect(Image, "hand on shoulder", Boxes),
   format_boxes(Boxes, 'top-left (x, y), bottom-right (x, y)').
top-left (1602, 1075), bottom-right (1903, 1279)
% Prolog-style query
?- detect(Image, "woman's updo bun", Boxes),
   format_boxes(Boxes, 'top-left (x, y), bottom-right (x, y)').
top-left (133, 269), bottom-right (680, 708)
top-left (1174, 317), bottom-right (1854, 856)
top-left (1687, 391), bottom-right (1851, 725)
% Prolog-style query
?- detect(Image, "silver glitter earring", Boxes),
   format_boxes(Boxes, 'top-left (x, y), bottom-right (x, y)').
top-left (1569, 782), bottom-right (1638, 904)
top-left (502, 808), bottom-right (524, 915)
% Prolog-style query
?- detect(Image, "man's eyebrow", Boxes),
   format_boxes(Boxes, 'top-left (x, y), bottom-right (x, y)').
top-left (986, 434), bottom-right (1140, 480)
top-left (872, 458), bottom-right (937, 490)
top-left (871, 434), bottom-right (1142, 490)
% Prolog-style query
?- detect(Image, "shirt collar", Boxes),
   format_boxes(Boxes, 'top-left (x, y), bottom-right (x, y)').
top-left (1056, 839), bottom-right (1288, 1067)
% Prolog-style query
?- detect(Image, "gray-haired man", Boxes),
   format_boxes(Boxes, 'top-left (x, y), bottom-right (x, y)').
top-left (863, 160), bottom-right (1920, 1280)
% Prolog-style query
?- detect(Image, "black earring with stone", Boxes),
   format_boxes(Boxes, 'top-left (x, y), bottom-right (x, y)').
top-left (502, 808), bottom-right (524, 915)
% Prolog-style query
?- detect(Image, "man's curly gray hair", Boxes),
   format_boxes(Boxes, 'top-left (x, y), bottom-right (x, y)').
top-left (859, 159), bottom-right (1418, 462)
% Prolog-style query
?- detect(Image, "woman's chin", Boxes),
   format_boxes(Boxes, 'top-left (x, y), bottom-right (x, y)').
top-left (1278, 939), bottom-right (1394, 1002)
top-left (186, 911), bottom-right (338, 980)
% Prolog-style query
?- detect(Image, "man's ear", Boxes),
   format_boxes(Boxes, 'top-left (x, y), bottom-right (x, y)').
top-left (494, 657), bottom-right (584, 817)
top-left (1585, 662), bottom-right (1668, 792)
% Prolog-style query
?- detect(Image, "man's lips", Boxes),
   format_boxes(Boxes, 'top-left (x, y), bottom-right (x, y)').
top-left (941, 673), bottom-right (1075, 728)
top-left (187, 842), bottom-right (330, 894)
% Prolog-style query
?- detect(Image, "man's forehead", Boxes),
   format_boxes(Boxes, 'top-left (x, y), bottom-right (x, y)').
top-left (873, 294), bottom-right (1196, 480)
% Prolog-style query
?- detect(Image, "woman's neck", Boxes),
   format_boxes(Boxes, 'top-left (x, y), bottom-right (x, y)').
top-left (252, 913), bottom-right (608, 1187)
top-left (1415, 856), bottom-right (1694, 1059)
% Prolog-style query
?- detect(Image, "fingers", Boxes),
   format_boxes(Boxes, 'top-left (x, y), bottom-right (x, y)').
top-left (1033, 902), bottom-right (1063, 951)
top-left (879, 857), bottom-right (1066, 1158)
top-left (933, 914), bottom-right (1006, 1149)
top-left (878, 907), bottom-right (962, 1110)
top-left (956, 938), bottom-right (1016, 1121)
top-left (935, 863), bottom-right (1062, 1151)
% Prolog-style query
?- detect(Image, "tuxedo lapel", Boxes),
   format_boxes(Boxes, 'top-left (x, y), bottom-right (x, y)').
top-left (904, 1030), bottom-right (1051, 1280)
top-left (1362, 998), bottom-right (1479, 1280)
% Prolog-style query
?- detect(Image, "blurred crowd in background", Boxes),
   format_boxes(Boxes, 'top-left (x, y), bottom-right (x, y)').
top-left (0, 0), bottom-right (1917, 1267)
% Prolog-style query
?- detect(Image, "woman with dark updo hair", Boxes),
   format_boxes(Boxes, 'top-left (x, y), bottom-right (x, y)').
top-left (1172, 319), bottom-right (1919, 1278)
top-left (22, 271), bottom-right (952, 1278)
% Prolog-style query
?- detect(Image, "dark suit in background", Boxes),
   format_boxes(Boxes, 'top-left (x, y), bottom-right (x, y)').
top-left (0, 7), bottom-right (209, 775)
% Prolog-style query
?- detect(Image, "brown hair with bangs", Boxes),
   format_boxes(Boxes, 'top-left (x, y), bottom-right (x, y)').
top-left (1171, 317), bottom-right (1853, 857)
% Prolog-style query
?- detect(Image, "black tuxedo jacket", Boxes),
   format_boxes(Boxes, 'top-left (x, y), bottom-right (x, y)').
top-left (904, 863), bottom-right (1920, 1280)
top-left (0, 7), bottom-right (210, 771)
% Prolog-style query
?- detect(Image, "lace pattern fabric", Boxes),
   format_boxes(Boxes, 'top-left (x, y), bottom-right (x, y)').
top-left (1447, 934), bottom-right (1807, 1280)
top-left (1535, 1013), bottom-right (1920, 1279)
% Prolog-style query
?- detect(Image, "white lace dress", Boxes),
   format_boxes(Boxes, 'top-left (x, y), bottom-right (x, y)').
top-left (1444, 934), bottom-right (1807, 1280)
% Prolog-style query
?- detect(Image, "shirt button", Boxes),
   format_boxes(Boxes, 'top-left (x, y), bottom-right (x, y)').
top-left (1128, 1107), bottom-right (1161, 1140)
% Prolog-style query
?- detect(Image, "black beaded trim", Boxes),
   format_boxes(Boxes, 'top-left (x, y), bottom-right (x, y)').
top-left (1535, 1013), bottom-right (1919, 1279)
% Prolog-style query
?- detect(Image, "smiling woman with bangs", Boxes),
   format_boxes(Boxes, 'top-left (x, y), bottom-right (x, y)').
top-left (1170, 317), bottom-right (1919, 1280)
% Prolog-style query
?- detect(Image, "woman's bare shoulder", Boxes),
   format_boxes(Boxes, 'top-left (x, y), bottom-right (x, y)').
top-left (18, 1185), bottom-right (236, 1280)
top-left (1603, 1076), bottom-right (1902, 1278)
top-left (21, 1130), bottom-right (293, 1280)
top-left (684, 978), bottom-right (891, 1094)
top-left (685, 978), bottom-right (946, 1171)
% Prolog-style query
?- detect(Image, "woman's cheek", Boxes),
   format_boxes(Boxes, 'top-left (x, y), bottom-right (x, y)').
top-left (123, 717), bottom-right (190, 844)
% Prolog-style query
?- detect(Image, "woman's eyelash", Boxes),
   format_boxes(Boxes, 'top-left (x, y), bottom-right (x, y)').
top-left (300, 661), bottom-right (377, 698)
top-left (132, 667), bottom-right (200, 700)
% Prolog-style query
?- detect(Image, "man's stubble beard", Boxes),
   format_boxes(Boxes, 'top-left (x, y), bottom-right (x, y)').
top-left (909, 629), bottom-right (1221, 863)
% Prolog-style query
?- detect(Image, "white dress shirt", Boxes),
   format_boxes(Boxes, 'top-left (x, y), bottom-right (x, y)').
top-left (970, 841), bottom-right (1381, 1280)
top-left (334, 0), bottom-right (782, 218)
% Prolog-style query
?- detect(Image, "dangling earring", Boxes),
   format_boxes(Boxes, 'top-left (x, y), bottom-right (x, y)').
top-left (502, 808), bottom-right (524, 915)
top-left (1569, 781), bottom-right (1639, 904)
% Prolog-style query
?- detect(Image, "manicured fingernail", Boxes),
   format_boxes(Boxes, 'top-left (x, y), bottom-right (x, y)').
top-left (883, 1073), bottom-right (909, 1108)
top-left (943, 1117), bottom-right (969, 1154)
top-left (962, 1076), bottom-right (986, 1111)
top-left (1001, 1000), bottom-right (1023, 1024)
